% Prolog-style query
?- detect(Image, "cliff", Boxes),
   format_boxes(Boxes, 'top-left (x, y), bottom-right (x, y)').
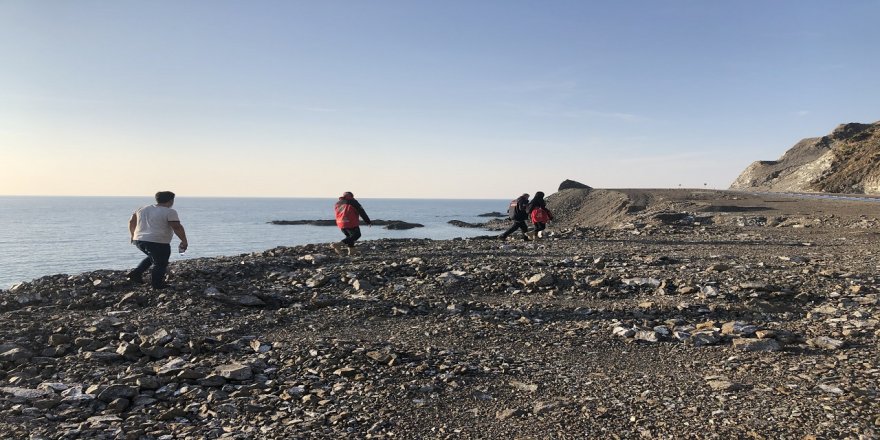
top-left (730, 121), bottom-right (880, 194)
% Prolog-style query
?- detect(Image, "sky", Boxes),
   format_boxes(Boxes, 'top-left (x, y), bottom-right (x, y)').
top-left (1, 1), bottom-right (878, 198)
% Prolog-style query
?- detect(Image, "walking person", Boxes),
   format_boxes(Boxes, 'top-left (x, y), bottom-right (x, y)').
top-left (499, 193), bottom-right (531, 241)
top-left (526, 191), bottom-right (553, 240)
top-left (127, 191), bottom-right (188, 289)
top-left (331, 192), bottom-right (371, 256)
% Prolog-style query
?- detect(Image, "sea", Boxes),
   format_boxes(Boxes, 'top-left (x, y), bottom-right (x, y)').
top-left (0, 196), bottom-right (507, 289)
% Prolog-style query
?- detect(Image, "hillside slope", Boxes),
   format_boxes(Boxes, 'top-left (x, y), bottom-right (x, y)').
top-left (730, 121), bottom-right (880, 194)
top-left (545, 187), bottom-right (880, 230)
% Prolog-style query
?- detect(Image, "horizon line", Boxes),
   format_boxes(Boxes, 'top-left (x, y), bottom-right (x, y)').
top-left (0, 187), bottom-right (733, 200)
top-left (0, 194), bottom-right (517, 200)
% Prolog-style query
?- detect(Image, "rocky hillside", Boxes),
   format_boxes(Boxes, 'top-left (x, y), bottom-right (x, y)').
top-left (730, 121), bottom-right (880, 194)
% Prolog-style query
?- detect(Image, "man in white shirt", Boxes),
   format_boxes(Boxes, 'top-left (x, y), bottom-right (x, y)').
top-left (127, 191), bottom-right (189, 289)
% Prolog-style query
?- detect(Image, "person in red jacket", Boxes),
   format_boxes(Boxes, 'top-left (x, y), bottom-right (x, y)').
top-left (331, 192), bottom-right (371, 256)
top-left (526, 191), bottom-right (553, 240)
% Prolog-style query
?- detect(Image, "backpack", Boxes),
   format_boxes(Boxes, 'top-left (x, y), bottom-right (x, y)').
top-left (531, 207), bottom-right (550, 223)
top-left (335, 201), bottom-right (359, 228)
top-left (507, 199), bottom-right (519, 220)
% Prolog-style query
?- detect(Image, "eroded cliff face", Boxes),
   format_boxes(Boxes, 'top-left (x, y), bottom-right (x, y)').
top-left (730, 121), bottom-right (880, 194)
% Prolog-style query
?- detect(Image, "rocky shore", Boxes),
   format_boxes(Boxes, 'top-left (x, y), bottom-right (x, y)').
top-left (1, 189), bottom-right (879, 439)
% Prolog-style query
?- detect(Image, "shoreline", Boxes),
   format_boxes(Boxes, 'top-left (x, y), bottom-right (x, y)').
top-left (1, 232), bottom-right (504, 292)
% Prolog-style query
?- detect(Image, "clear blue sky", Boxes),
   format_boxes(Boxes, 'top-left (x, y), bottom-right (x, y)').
top-left (1, 1), bottom-right (878, 197)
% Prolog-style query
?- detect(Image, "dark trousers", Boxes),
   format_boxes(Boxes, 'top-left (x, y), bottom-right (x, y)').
top-left (533, 222), bottom-right (546, 233)
top-left (131, 240), bottom-right (171, 288)
top-left (501, 220), bottom-right (528, 239)
top-left (341, 227), bottom-right (362, 247)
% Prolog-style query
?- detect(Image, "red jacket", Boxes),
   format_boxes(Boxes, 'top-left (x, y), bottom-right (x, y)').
top-left (334, 196), bottom-right (371, 229)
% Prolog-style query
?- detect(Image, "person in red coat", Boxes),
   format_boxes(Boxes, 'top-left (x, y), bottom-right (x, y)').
top-left (526, 191), bottom-right (553, 240)
top-left (331, 192), bottom-right (371, 255)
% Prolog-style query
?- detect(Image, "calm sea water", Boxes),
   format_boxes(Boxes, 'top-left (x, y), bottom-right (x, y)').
top-left (0, 196), bottom-right (506, 289)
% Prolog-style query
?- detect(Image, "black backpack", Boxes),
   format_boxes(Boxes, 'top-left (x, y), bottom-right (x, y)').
top-left (507, 199), bottom-right (519, 220)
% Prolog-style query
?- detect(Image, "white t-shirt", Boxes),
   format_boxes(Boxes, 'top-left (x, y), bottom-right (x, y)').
top-left (133, 205), bottom-right (180, 244)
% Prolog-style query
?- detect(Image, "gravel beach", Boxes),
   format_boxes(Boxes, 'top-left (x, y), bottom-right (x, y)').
top-left (1, 189), bottom-right (878, 439)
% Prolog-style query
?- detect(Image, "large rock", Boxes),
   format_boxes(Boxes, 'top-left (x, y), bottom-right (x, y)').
top-left (525, 273), bottom-right (556, 287)
top-left (721, 321), bottom-right (758, 336)
top-left (156, 358), bottom-right (190, 376)
top-left (558, 179), bottom-right (592, 191)
top-left (635, 330), bottom-right (660, 343)
top-left (807, 336), bottom-right (846, 350)
top-left (0, 387), bottom-right (54, 401)
top-left (731, 338), bottom-right (781, 352)
top-left (139, 328), bottom-right (175, 346)
top-left (48, 334), bottom-right (71, 346)
top-left (215, 363), bottom-right (253, 381)
top-left (383, 221), bottom-right (424, 230)
top-left (82, 351), bottom-right (124, 363)
top-left (447, 220), bottom-right (486, 228)
top-left (96, 385), bottom-right (139, 403)
top-left (691, 330), bottom-right (722, 347)
top-left (0, 347), bottom-right (34, 363)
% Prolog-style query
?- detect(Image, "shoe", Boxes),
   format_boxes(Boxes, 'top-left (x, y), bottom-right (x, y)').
top-left (525, 231), bottom-right (537, 240)
top-left (537, 231), bottom-right (544, 239)
top-left (125, 272), bottom-right (145, 284)
top-left (330, 242), bottom-right (345, 256)
top-left (347, 246), bottom-right (359, 256)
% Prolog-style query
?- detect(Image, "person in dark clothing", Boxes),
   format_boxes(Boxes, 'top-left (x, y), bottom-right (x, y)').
top-left (526, 191), bottom-right (554, 240)
top-left (499, 193), bottom-right (530, 240)
top-left (331, 191), bottom-right (371, 256)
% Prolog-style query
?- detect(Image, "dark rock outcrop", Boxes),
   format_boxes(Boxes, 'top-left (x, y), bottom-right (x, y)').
top-left (447, 220), bottom-right (486, 228)
top-left (382, 221), bottom-right (424, 230)
top-left (558, 179), bottom-right (592, 191)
